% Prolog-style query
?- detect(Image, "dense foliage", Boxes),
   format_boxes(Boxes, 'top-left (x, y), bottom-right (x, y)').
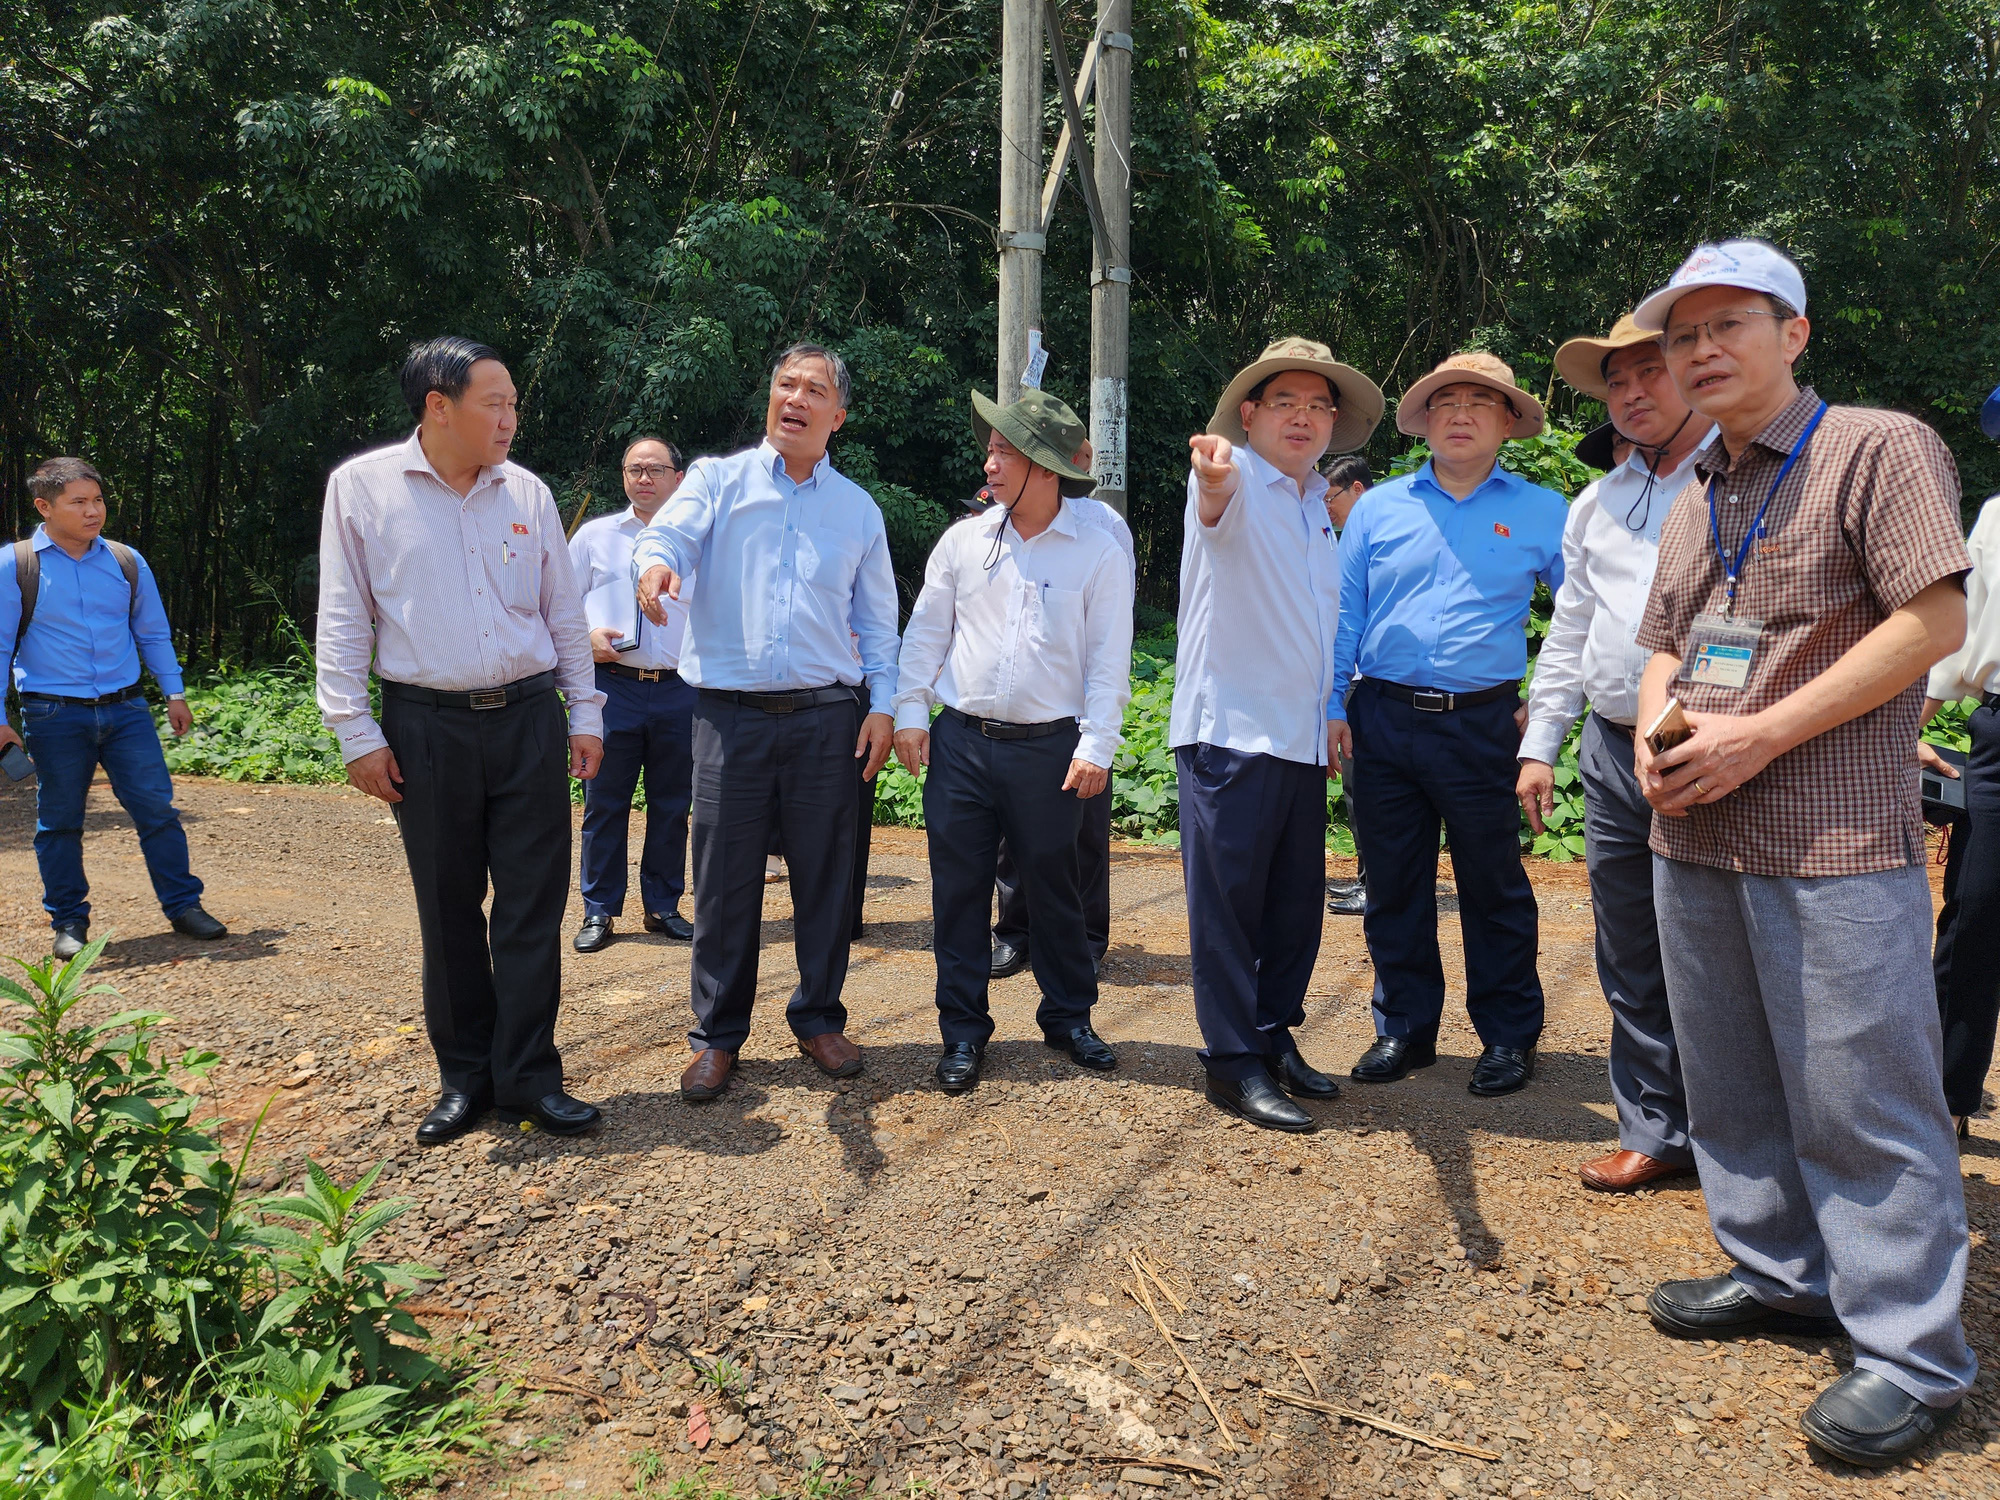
top-left (5, 0), bottom-right (1996, 666)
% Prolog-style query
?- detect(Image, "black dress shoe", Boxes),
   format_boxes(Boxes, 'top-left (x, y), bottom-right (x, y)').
top-left (498, 1092), bottom-right (602, 1136)
top-left (415, 1091), bottom-right (491, 1146)
top-left (1325, 886), bottom-right (1367, 916)
top-left (1801, 1369), bottom-right (1958, 1468)
top-left (1646, 1273), bottom-right (1845, 1340)
top-left (990, 939), bottom-right (1028, 979)
top-left (1275, 1049), bottom-right (1340, 1099)
top-left (1045, 1026), bottom-right (1117, 1071)
top-left (50, 922), bottom-right (88, 961)
top-left (1205, 1073), bottom-right (1315, 1132)
top-left (1468, 1044), bottom-right (1535, 1096)
top-left (645, 910), bottom-right (694, 941)
top-left (573, 915), bottom-right (615, 953)
top-left (1325, 877), bottom-right (1363, 899)
top-left (170, 905), bottom-right (227, 940)
top-left (1350, 1033), bottom-right (1437, 1083)
top-left (936, 1043), bottom-right (983, 1094)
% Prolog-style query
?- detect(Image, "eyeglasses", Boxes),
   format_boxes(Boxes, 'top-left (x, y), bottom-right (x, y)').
top-left (1255, 399), bottom-right (1336, 417)
top-left (623, 463), bottom-right (678, 479)
top-left (1664, 309), bottom-right (1789, 355)
top-left (1426, 393), bottom-right (1510, 414)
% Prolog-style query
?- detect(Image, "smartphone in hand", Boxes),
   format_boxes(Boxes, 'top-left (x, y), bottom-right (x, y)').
top-left (1645, 698), bottom-right (1692, 757)
top-left (0, 744), bottom-right (34, 782)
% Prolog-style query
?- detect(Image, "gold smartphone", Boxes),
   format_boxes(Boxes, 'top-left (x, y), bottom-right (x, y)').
top-left (1644, 698), bottom-right (1692, 757)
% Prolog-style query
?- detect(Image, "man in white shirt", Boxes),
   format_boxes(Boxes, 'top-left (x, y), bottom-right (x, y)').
top-left (317, 336), bottom-right (606, 1145)
top-left (568, 436), bottom-right (696, 953)
top-left (635, 344), bottom-right (900, 1101)
top-left (1173, 337), bottom-right (1384, 1131)
top-left (894, 390), bottom-right (1133, 1092)
top-left (1518, 315), bottom-right (1713, 1192)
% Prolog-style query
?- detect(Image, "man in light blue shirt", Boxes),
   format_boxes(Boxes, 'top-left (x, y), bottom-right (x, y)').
top-left (0, 457), bottom-right (227, 958)
top-left (1327, 352), bottom-right (1566, 1099)
top-left (636, 343), bottom-right (900, 1100)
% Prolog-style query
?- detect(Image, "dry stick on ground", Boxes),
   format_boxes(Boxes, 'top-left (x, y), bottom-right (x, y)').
top-left (1084, 1455), bottom-right (1224, 1479)
top-left (821, 1391), bottom-right (865, 1451)
top-left (1289, 1350), bottom-right (1321, 1398)
top-left (1132, 1250), bottom-right (1188, 1314)
top-left (1253, 1384), bottom-right (1502, 1463)
top-left (1124, 1255), bottom-right (1236, 1452)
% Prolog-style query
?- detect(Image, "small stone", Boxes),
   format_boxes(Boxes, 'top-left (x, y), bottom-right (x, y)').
top-left (1561, 1355), bottom-right (1584, 1370)
top-left (832, 1383), bottom-right (870, 1403)
top-left (1437, 1468), bottom-right (1467, 1497)
top-left (714, 1413), bottom-right (748, 1445)
top-left (1119, 1469), bottom-right (1168, 1488)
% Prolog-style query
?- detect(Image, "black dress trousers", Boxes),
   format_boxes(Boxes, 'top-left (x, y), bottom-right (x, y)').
top-left (688, 690), bottom-right (862, 1054)
top-left (381, 679), bottom-right (573, 1107)
top-left (992, 783), bottom-right (1112, 962)
top-left (924, 709), bottom-right (1097, 1045)
top-left (1934, 696), bottom-right (2000, 1117)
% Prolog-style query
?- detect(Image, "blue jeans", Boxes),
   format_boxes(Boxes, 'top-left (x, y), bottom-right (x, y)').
top-left (21, 695), bottom-right (203, 928)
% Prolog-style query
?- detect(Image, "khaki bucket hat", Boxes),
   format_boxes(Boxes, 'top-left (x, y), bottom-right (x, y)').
top-left (1206, 337), bottom-right (1384, 455)
top-left (970, 388), bottom-right (1096, 498)
top-left (1554, 314), bottom-right (1663, 401)
top-left (1394, 351), bottom-right (1546, 439)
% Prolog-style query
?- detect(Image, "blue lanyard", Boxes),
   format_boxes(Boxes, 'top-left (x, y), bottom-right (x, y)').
top-left (1706, 400), bottom-right (1826, 617)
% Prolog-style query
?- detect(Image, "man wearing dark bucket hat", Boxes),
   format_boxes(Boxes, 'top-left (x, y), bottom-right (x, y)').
top-left (1174, 337), bottom-right (1384, 1131)
top-left (893, 390), bottom-right (1133, 1093)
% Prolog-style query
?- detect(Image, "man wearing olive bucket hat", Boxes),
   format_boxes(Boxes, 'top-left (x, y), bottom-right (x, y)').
top-left (1330, 351), bottom-right (1567, 1100)
top-left (893, 389), bottom-right (1134, 1094)
top-left (1174, 337), bottom-right (1384, 1131)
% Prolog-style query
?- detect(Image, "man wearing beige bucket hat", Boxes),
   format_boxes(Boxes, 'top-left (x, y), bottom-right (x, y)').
top-left (1330, 351), bottom-right (1567, 1100)
top-left (1171, 336), bottom-right (1384, 1131)
top-left (1519, 315), bottom-right (1712, 1193)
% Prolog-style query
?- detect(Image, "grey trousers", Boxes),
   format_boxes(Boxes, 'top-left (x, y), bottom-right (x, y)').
top-left (1654, 856), bottom-right (1977, 1406)
top-left (1578, 715), bottom-right (1690, 1163)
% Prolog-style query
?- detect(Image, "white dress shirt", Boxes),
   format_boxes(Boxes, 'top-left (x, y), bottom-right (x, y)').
top-left (568, 506), bottom-right (690, 672)
top-left (1169, 444), bottom-right (1340, 766)
top-left (893, 501), bottom-right (1135, 768)
top-left (1066, 494), bottom-right (1138, 589)
top-left (632, 441), bottom-right (900, 713)
top-left (1929, 494), bottom-right (2000, 701)
top-left (1520, 437), bottom-right (1710, 765)
top-left (316, 431), bottom-right (604, 764)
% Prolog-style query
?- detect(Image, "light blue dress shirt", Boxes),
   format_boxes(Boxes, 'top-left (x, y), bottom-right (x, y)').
top-left (632, 441), bottom-right (901, 713)
top-left (0, 528), bottom-right (185, 698)
top-left (1327, 460), bottom-right (1567, 721)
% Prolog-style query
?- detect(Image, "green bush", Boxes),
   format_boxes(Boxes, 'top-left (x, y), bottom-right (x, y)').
top-left (160, 663), bottom-right (351, 785)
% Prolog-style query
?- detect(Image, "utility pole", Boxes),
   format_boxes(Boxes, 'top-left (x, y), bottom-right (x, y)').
top-left (1088, 0), bottom-right (1132, 515)
top-left (997, 0), bottom-right (1043, 393)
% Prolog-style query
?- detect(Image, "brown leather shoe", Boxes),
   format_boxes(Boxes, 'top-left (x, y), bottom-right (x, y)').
top-left (799, 1032), bottom-right (863, 1078)
top-left (680, 1049), bottom-right (736, 1101)
top-left (1580, 1148), bottom-right (1696, 1192)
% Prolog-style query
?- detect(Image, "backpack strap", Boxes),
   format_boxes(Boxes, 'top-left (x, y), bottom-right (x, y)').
top-left (8, 541), bottom-right (36, 720)
top-left (104, 540), bottom-right (141, 617)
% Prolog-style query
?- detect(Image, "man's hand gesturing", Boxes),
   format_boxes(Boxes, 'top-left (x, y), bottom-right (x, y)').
top-left (1189, 434), bottom-right (1241, 527)
top-left (637, 563), bottom-right (682, 625)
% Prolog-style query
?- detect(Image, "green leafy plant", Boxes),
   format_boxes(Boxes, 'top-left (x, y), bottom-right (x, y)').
top-left (159, 663), bottom-right (351, 786)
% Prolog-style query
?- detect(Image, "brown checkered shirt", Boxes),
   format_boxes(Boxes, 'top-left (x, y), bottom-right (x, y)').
top-left (1636, 386), bottom-right (1970, 876)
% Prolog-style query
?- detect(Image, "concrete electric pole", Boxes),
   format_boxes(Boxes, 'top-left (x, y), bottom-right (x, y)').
top-left (1087, 0), bottom-right (1132, 516)
top-left (997, 0), bottom-right (1043, 394)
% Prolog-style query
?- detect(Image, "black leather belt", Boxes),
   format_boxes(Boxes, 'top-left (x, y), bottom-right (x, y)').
top-left (22, 684), bottom-right (144, 707)
top-left (941, 705), bottom-right (1078, 740)
top-left (1593, 714), bottom-right (1636, 736)
top-left (699, 685), bottom-right (859, 714)
top-left (599, 662), bottom-right (681, 684)
top-left (1366, 678), bottom-right (1520, 713)
top-left (380, 670), bottom-right (556, 710)
top-left (1985, 691), bottom-right (2000, 713)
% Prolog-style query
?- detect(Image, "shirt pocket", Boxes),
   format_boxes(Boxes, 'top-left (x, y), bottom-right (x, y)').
top-left (1029, 586), bottom-right (1085, 654)
top-left (500, 533), bottom-right (542, 612)
top-left (797, 530), bottom-right (863, 590)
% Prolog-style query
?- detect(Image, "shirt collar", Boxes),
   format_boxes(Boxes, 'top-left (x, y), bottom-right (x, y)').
top-left (1412, 457), bottom-right (1515, 504)
top-left (975, 497), bottom-right (1080, 540)
top-left (1237, 442), bottom-right (1331, 506)
top-left (1614, 423), bottom-right (1714, 489)
top-left (1694, 386), bottom-right (1821, 480)
top-left (30, 525), bottom-right (104, 557)
top-left (759, 438), bottom-right (830, 489)
top-left (400, 427), bottom-right (504, 497)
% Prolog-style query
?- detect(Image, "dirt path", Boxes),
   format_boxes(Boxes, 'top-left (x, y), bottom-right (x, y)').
top-left (2, 776), bottom-right (1995, 1500)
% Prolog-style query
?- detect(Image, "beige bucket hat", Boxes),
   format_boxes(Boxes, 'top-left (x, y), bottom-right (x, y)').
top-left (1394, 351), bottom-right (1546, 439)
top-left (1206, 336), bottom-right (1385, 455)
top-left (1554, 314), bottom-right (1662, 401)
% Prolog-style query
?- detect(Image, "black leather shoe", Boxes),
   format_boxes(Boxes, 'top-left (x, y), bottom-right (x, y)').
top-left (1802, 1369), bottom-right (1958, 1468)
top-left (1350, 1033), bottom-right (1437, 1083)
top-left (1045, 1026), bottom-right (1117, 1071)
top-left (990, 939), bottom-right (1028, 979)
top-left (1647, 1273), bottom-right (1845, 1340)
top-left (1275, 1049), bottom-right (1340, 1099)
top-left (1326, 886), bottom-right (1367, 916)
top-left (936, 1043), bottom-right (983, 1094)
top-left (50, 922), bottom-right (88, 961)
top-left (643, 909), bottom-right (694, 940)
top-left (415, 1091), bottom-right (491, 1146)
top-left (498, 1092), bottom-right (602, 1136)
top-left (573, 915), bottom-right (615, 953)
top-left (1205, 1073), bottom-right (1315, 1132)
top-left (1325, 877), bottom-right (1364, 899)
top-left (1468, 1045), bottom-right (1534, 1096)
top-left (170, 905), bottom-right (227, 940)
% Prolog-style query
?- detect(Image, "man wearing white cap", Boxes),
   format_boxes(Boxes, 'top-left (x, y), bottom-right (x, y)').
top-left (1175, 337), bottom-right (1384, 1131)
top-left (1630, 238), bottom-right (1975, 1467)
top-left (1520, 316), bottom-right (1712, 1192)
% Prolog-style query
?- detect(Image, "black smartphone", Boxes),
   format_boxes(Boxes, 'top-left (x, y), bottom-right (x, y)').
top-left (1, 744), bottom-right (34, 782)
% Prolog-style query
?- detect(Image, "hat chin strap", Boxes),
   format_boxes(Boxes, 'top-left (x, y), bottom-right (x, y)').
top-left (981, 467), bottom-right (1035, 573)
top-left (1615, 408), bottom-right (1695, 531)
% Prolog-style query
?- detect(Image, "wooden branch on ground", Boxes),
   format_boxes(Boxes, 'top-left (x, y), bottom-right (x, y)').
top-left (1253, 1384), bottom-right (1501, 1463)
top-left (1124, 1254), bottom-right (1236, 1452)
top-left (1083, 1454), bottom-right (1224, 1478)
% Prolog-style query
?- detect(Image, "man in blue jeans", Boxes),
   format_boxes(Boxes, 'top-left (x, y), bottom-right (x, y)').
top-left (0, 457), bottom-right (227, 958)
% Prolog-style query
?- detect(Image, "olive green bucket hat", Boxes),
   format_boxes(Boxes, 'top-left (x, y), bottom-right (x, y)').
top-left (970, 388), bottom-right (1097, 498)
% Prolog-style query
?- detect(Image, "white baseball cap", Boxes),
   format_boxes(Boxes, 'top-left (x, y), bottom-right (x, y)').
top-left (1631, 239), bottom-right (1808, 331)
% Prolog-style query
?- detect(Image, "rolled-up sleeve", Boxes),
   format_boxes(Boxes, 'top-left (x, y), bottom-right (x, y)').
top-left (538, 486), bottom-right (605, 739)
top-left (314, 471), bottom-right (388, 763)
top-left (1077, 543), bottom-right (1135, 768)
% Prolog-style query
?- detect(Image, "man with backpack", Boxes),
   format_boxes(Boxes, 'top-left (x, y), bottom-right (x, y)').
top-left (0, 457), bottom-right (228, 959)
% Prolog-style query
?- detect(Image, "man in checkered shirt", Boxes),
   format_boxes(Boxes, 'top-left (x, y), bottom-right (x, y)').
top-left (1629, 240), bottom-right (1976, 1468)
